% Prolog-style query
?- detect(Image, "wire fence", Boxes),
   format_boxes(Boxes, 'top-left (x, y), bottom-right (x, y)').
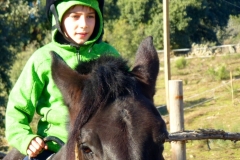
top-left (184, 79), bottom-right (240, 109)
top-left (157, 43), bottom-right (240, 57)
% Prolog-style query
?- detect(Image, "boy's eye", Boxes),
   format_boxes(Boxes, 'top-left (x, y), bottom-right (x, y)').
top-left (88, 15), bottom-right (95, 18)
top-left (87, 14), bottom-right (95, 19)
top-left (72, 15), bottom-right (79, 19)
top-left (69, 14), bottom-right (79, 19)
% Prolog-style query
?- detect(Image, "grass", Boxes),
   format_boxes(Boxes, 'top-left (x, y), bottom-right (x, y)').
top-left (156, 53), bottom-right (240, 159)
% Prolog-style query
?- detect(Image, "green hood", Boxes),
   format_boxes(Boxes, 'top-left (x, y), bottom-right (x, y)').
top-left (52, 0), bottom-right (103, 45)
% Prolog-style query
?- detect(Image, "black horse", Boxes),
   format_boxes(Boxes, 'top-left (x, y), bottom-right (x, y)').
top-left (3, 36), bottom-right (168, 160)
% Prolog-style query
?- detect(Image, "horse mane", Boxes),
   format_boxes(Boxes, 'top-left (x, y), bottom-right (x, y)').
top-left (67, 54), bottom-right (139, 154)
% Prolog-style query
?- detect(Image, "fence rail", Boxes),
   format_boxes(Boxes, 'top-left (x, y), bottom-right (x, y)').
top-left (157, 44), bottom-right (238, 53)
top-left (157, 43), bottom-right (240, 56)
top-left (166, 129), bottom-right (240, 142)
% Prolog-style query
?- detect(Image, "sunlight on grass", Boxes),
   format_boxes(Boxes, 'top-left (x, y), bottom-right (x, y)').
top-left (156, 53), bottom-right (240, 160)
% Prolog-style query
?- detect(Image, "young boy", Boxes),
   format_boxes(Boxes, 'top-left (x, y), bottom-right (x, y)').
top-left (4, 0), bottom-right (119, 159)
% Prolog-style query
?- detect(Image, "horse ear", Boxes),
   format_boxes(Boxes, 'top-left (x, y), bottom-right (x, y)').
top-left (50, 51), bottom-right (87, 110)
top-left (131, 36), bottom-right (159, 101)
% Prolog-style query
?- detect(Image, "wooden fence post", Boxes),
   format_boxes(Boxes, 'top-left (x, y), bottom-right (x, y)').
top-left (163, 0), bottom-right (171, 113)
top-left (230, 71), bottom-right (234, 105)
top-left (169, 80), bottom-right (186, 160)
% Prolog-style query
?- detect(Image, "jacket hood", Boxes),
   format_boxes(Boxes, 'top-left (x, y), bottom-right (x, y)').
top-left (51, 0), bottom-right (103, 45)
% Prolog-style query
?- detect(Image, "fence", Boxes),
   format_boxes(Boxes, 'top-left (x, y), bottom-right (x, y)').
top-left (166, 80), bottom-right (240, 160)
top-left (157, 43), bottom-right (240, 57)
top-left (184, 78), bottom-right (240, 109)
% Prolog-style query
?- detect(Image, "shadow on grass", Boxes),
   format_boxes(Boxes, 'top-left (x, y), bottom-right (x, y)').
top-left (184, 98), bottom-right (214, 109)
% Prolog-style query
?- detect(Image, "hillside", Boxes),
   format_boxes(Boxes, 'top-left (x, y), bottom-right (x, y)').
top-left (154, 53), bottom-right (240, 159)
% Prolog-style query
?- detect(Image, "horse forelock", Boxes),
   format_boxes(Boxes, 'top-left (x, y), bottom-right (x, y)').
top-left (76, 55), bottom-right (138, 106)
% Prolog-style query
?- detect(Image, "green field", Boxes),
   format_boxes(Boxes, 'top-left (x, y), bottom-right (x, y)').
top-left (155, 53), bottom-right (240, 159)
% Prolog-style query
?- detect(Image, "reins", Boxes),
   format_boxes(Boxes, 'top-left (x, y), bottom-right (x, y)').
top-left (43, 136), bottom-right (65, 147)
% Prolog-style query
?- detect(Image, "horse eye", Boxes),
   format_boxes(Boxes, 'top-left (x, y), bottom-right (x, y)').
top-left (81, 144), bottom-right (93, 154)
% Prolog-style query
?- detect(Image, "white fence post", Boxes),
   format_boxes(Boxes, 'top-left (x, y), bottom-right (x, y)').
top-left (169, 80), bottom-right (186, 160)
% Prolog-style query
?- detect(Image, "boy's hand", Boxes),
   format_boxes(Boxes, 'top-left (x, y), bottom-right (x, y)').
top-left (27, 137), bottom-right (48, 157)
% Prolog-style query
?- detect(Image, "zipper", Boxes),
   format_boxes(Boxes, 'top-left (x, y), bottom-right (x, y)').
top-left (74, 43), bottom-right (95, 63)
top-left (70, 43), bottom-right (81, 63)
top-left (76, 46), bottom-right (81, 63)
top-left (88, 43), bottom-right (94, 53)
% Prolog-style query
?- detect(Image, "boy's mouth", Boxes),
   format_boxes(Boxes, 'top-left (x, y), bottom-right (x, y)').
top-left (77, 32), bottom-right (88, 38)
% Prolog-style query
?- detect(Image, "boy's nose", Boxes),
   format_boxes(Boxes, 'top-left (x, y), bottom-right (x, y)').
top-left (78, 16), bottom-right (87, 28)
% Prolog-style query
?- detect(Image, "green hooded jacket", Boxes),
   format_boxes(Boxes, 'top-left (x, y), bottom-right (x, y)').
top-left (5, 0), bottom-right (120, 155)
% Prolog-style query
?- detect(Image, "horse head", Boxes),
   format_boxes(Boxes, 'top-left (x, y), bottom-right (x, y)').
top-left (51, 36), bottom-right (168, 160)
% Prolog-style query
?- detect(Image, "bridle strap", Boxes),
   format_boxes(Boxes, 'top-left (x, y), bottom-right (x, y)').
top-left (75, 142), bottom-right (79, 159)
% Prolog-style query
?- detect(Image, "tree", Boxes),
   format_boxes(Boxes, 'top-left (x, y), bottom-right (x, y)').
top-left (0, 0), bottom-right (47, 106)
top-left (103, 0), bottom-right (163, 62)
top-left (169, 0), bottom-right (240, 48)
top-left (103, 0), bottom-right (240, 57)
top-left (0, 0), bottom-right (27, 105)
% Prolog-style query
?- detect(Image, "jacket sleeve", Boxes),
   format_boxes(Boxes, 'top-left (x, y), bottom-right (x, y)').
top-left (5, 53), bottom-right (45, 155)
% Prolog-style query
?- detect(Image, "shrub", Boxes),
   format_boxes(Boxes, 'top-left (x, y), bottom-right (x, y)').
top-left (207, 65), bottom-right (229, 81)
top-left (175, 57), bottom-right (187, 69)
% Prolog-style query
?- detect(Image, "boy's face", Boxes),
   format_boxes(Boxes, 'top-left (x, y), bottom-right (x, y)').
top-left (62, 5), bottom-right (96, 44)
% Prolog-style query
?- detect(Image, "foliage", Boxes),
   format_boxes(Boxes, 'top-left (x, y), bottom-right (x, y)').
top-left (218, 15), bottom-right (240, 44)
top-left (103, 0), bottom-right (240, 59)
top-left (169, 0), bottom-right (193, 48)
top-left (175, 57), bottom-right (187, 69)
top-left (0, 0), bottom-right (31, 105)
top-left (103, 0), bottom-right (163, 61)
top-left (207, 65), bottom-right (229, 81)
top-left (0, 0), bottom-right (49, 105)
top-left (237, 67), bottom-right (240, 77)
top-left (169, 0), bottom-right (240, 48)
